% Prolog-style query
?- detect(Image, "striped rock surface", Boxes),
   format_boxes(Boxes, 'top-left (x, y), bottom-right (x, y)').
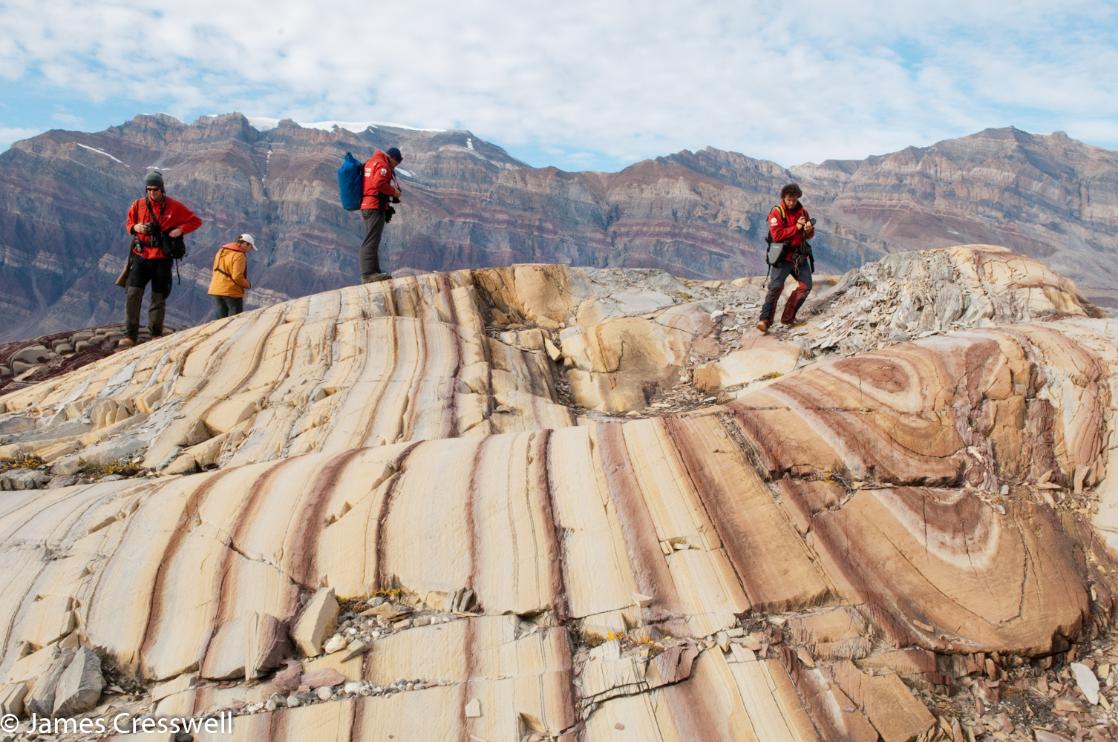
top-left (0, 247), bottom-right (1116, 740)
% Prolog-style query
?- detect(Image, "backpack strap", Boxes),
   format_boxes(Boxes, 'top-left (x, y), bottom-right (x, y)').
top-left (144, 196), bottom-right (166, 237)
top-left (214, 249), bottom-right (249, 284)
top-left (214, 260), bottom-right (236, 281)
top-left (764, 203), bottom-right (786, 246)
top-left (142, 196), bottom-right (168, 255)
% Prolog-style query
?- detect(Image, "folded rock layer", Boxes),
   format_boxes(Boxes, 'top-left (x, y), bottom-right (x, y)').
top-left (0, 246), bottom-right (1115, 740)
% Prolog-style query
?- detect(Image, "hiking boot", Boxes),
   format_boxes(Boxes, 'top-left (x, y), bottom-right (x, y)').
top-left (781, 319), bottom-right (806, 328)
top-left (756, 320), bottom-right (770, 334)
top-left (118, 337), bottom-right (137, 348)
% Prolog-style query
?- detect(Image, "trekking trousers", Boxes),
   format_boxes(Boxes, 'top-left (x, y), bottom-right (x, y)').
top-left (213, 295), bottom-right (244, 319)
top-left (759, 260), bottom-right (813, 324)
top-left (360, 208), bottom-right (387, 281)
top-left (124, 256), bottom-right (173, 340)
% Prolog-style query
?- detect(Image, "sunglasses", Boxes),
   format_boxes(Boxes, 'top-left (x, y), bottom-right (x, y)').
top-left (146, 186), bottom-right (162, 191)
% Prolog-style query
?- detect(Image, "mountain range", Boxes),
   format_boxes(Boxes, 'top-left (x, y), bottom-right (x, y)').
top-left (0, 113), bottom-right (1114, 340)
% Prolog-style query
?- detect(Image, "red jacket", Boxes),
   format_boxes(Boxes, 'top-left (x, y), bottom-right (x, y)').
top-left (360, 150), bottom-right (400, 210)
top-left (126, 196), bottom-right (203, 259)
top-left (768, 201), bottom-right (814, 260)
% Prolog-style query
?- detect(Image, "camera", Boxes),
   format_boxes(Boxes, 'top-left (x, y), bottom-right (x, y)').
top-left (384, 205), bottom-right (396, 224)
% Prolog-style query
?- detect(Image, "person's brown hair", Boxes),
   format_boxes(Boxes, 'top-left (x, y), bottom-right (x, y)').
top-left (780, 183), bottom-right (802, 199)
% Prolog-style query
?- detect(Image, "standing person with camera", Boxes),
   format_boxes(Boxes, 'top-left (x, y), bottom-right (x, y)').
top-left (120, 171), bottom-right (203, 347)
top-left (757, 183), bottom-right (815, 334)
top-left (359, 146), bottom-right (403, 284)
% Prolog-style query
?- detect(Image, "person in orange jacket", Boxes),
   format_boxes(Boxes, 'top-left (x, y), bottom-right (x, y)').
top-left (359, 146), bottom-right (403, 283)
top-left (208, 233), bottom-right (256, 318)
top-left (757, 183), bottom-right (815, 333)
top-left (121, 170), bottom-right (203, 346)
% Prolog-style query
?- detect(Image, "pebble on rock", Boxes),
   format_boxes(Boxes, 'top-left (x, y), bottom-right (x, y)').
top-left (1070, 662), bottom-right (1100, 705)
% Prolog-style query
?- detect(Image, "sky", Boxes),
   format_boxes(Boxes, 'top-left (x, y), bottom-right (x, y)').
top-left (1, 0), bottom-right (1116, 172)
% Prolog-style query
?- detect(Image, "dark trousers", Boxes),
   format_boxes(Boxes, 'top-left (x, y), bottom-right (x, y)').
top-left (759, 259), bottom-right (813, 324)
top-left (360, 208), bottom-right (386, 281)
top-left (213, 296), bottom-right (244, 318)
top-left (124, 256), bottom-right (173, 339)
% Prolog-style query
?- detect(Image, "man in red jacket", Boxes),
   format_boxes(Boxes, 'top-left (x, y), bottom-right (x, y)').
top-left (757, 183), bottom-right (815, 333)
top-left (359, 146), bottom-right (403, 283)
top-left (120, 171), bottom-right (203, 346)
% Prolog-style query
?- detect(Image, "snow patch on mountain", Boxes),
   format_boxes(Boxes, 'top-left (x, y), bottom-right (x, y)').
top-left (246, 117), bottom-right (447, 134)
top-left (76, 143), bottom-right (126, 165)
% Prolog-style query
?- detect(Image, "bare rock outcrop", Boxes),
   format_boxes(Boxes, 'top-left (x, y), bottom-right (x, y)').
top-left (0, 245), bottom-right (1115, 740)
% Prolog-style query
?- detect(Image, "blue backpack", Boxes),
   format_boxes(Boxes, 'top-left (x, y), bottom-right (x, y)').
top-left (337, 152), bottom-right (364, 210)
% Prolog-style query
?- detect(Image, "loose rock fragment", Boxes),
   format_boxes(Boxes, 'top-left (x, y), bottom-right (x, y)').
top-left (245, 612), bottom-right (293, 680)
top-left (0, 682), bottom-right (28, 717)
top-left (52, 647), bottom-right (104, 717)
top-left (1034, 730), bottom-right (1073, 742)
top-left (292, 588), bottom-right (340, 657)
top-left (341, 641), bottom-right (369, 662)
top-left (450, 587), bottom-right (477, 613)
top-left (25, 647), bottom-right (74, 717)
top-left (1070, 662), bottom-right (1100, 705)
top-left (300, 668), bottom-right (347, 691)
top-left (272, 660), bottom-right (303, 694)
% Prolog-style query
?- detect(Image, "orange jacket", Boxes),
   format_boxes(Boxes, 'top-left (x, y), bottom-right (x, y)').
top-left (126, 196), bottom-right (203, 259)
top-left (207, 242), bottom-right (251, 298)
top-left (360, 150), bottom-right (400, 210)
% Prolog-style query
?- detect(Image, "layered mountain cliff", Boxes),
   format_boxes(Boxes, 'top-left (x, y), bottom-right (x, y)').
top-left (0, 114), bottom-right (1115, 342)
top-left (0, 246), bottom-right (1116, 739)
top-left (792, 128), bottom-right (1118, 309)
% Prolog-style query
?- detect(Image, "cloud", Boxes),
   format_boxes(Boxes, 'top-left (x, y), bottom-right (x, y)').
top-left (0, 127), bottom-right (41, 150)
top-left (50, 110), bottom-right (87, 127)
top-left (0, 0), bottom-right (1115, 169)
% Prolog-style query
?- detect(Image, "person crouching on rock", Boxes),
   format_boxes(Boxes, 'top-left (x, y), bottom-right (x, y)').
top-left (121, 171), bottom-right (203, 346)
top-left (208, 233), bottom-right (257, 318)
top-left (757, 183), bottom-right (815, 334)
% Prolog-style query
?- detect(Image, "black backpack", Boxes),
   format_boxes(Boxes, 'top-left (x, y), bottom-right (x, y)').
top-left (163, 233), bottom-right (187, 260)
top-left (144, 196), bottom-right (188, 259)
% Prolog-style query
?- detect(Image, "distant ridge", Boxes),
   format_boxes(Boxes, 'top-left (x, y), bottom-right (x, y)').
top-left (0, 114), bottom-right (1114, 339)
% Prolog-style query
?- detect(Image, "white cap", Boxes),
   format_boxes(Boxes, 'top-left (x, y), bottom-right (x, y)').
top-left (237, 233), bottom-right (257, 251)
